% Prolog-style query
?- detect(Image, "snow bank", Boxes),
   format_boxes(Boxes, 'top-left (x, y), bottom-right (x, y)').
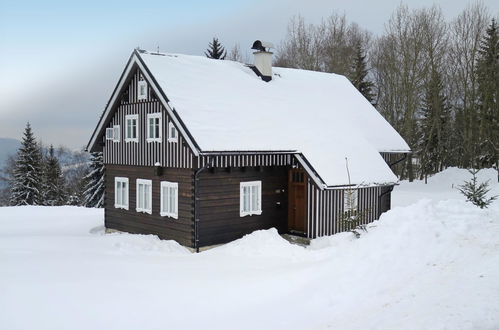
top-left (206, 228), bottom-right (305, 258)
top-left (1, 171), bottom-right (499, 330)
top-left (393, 167), bottom-right (499, 207)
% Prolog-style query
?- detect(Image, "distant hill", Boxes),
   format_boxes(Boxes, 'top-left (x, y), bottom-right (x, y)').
top-left (0, 137), bottom-right (21, 168)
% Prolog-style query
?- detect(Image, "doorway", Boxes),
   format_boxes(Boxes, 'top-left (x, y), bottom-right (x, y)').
top-left (288, 168), bottom-right (307, 235)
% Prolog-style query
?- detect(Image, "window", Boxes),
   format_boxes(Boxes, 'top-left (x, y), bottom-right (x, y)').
top-left (240, 181), bottom-right (262, 217)
top-left (136, 179), bottom-right (152, 214)
top-left (343, 189), bottom-right (358, 212)
top-left (138, 80), bottom-right (147, 100)
top-left (147, 113), bottom-right (162, 142)
top-left (114, 177), bottom-right (129, 210)
top-left (160, 181), bottom-right (178, 219)
top-left (105, 125), bottom-right (120, 142)
top-left (168, 122), bottom-right (178, 142)
top-left (125, 114), bottom-right (138, 142)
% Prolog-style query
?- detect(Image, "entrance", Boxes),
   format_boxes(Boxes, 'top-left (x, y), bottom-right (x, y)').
top-left (288, 168), bottom-right (307, 235)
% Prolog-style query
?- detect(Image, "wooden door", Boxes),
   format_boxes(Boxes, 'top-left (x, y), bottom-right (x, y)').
top-left (288, 169), bottom-right (307, 234)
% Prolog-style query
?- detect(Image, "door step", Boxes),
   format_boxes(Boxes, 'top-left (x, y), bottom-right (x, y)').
top-left (281, 234), bottom-right (311, 247)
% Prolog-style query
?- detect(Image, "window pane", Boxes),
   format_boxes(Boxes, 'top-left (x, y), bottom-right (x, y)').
top-left (173, 188), bottom-right (177, 214)
top-left (123, 183), bottom-right (127, 206)
top-left (116, 182), bottom-right (121, 205)
top-left (132, 120), bottom-right (137, 138)
top-left (145, 185), bottom-right (150, 210)
top-left (127, 121), bottom-right (131, 138)
top-left (243, 186), bottom-right (250, 212)
top-left (251, 186), bottom-right (258, 211)
top-left (138, 184), bottom-right (144, 209)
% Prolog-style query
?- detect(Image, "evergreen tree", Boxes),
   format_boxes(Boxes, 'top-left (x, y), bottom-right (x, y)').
top-left (205, 37), bottom-right (227, 60)
top-left (458, 169), bottom-right (497, 208)
top-left (10, 123), bottom-right (43, 206)
top-left (418, 68), bottom-right (450, 182)
top-left (83, 152), bottom-right (105, 208)
top-left (350, 43), bottom-right (376, 105)
top-left (475, 19), bottom-right (498, 169)
top-left (42, 145), bottom-right (66, 206)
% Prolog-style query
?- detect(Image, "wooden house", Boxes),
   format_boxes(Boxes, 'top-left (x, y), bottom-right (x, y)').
top-left (87, 41), bottom-right (410, 251)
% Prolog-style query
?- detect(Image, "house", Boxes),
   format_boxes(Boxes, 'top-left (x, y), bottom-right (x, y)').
top-left (87, 41), bottom-right (410, 251)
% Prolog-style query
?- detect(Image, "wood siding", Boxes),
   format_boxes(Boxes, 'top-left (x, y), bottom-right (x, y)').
top-left (103, 68), bottom-right (195, 168)
top-left (105, 164), bottom-right (195, 247)
top-left (306, 180), bottom-right (393, 239)
top-left (197, 166), bottom-right (289, 247)
top-left (198, 153), bottom-right (297, 168)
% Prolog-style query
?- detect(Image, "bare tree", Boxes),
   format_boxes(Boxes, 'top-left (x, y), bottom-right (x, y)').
top-left (228, 43), bottom-right (244, 63)
top-left (447, 1), bottom-right (490, 168)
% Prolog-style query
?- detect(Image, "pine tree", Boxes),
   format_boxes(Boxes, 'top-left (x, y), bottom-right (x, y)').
top-left (83, 152), bottom-right (105, 208)
top-left (350, 43), bottom-right (376, 105)
top-left (10, 123), bottom-right (43, 206)
top-left (475, 19), bottom-right (498, 169)
top-left (205, 37), bottom-right (227, 60)
top-left (458, 169), bottom-right (497, 208)
top-left (418, 68), bottom-right (450, 182)
top-left (42, 145), bottom-right (66, 206)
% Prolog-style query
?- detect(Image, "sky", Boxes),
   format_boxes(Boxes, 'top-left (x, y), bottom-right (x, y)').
top-left (0, 0), bottom-right (498, 149)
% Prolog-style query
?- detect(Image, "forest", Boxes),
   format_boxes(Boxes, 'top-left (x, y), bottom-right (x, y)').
top-left (1, 1), bottom-right (497, 206)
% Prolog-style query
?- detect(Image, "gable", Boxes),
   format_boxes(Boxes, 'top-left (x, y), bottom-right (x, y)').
top-left (86, 51), bottom-right (200, 157)
top-left (102, 67), bottom-right (196, 168)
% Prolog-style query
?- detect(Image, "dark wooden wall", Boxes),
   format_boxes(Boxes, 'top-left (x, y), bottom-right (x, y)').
top-left (103, 68), bottom-right (195, 168)
top-left (197, 166), bottom-right (289, 247)
top-left (105, 164), bottom-right (195, 247)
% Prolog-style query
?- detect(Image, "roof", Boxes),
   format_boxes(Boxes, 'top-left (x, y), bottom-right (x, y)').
top-left (89, 50), bottom-right (410, 187)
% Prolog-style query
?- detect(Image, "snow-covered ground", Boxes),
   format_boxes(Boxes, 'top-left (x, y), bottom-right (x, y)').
top-left (1, 168), bottom-right (498, 330)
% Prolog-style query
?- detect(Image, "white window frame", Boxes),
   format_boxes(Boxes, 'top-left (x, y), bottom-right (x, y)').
top-left (114, 177), bottom-right (129, 210)
top-left (168, 121), bottom-right (178, 143)
top-left (125, 114), bottom-right (139, 143)
top-left (160, 181), bottom-right (178, 219)
top-left (136, 179), bottom-right (152, 214)
top-left (138, 80), bottom-right (147, 101)
top-left (106, 125), bottom-right (120, 142)
top-left (146, 113), bottom-right (162, 142)
top-left (240, 181), bottom-right (262, 217)
top-left (343, 189), bottom-right (358, 212)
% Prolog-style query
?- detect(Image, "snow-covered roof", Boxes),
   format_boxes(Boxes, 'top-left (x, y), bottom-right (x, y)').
top-left (137, 51), bottom-right (409, 186)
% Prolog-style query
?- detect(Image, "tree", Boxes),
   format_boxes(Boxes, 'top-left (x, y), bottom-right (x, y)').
top-left (42, 145), bottom-right (66, 205)
top-left (205, 37), bottom-right (227, 59)
top-left (418, 68), bottom-right (451, 181)
top-left (10, 123), bottom-right (43, 206)
top-left (475, 19), bottom-right (498, 169)
top-left (228, 43), bottom-right (244, 62)
top-left (83, 152), bottom-right (105, 208)
top-left (448, 2), bottom-right (490, 168)
top-left (350, 42), bottom-right (376, 104)
top-left (458, 169), bottom-right (497, 208)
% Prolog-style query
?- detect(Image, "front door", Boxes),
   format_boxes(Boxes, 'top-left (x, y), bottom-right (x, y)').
top-left (288, 168), bottom-right (307, 234)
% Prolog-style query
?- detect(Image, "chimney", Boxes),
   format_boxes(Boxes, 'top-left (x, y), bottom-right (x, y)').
top-left (251, 40), bottom-right (273, 82)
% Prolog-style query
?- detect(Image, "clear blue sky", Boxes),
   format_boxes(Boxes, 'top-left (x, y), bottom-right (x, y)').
top-left (0, 0), bottom-right (497, 148)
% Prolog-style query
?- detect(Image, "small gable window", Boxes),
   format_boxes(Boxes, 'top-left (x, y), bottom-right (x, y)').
top-left (106, 125), bottom-right (120, 142)
top-left (147, 113), bottom-right (162, 142)
top-left (168, 122), bottom-right (178, 142)
top-left (136, 179), bottom-right (152, 214)
top-left (160, 181), bottom-right (178, 219)
top-left (114, 177), bottom-right (129, 210)
top-left (240, 181), bottom-right (262, 217)
top-left (343, 189), bottom-right (358, 213)
top-left (138, 80), bottom-right (147, 100)
top-left (125, 114), bottom-right (139, 142)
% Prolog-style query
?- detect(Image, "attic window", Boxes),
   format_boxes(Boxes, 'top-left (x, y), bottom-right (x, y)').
top-left (146, 113), bottom-right (162, 142)
top-left (106, 125), bottom-right (120, 142)
top-left (125, 114), bottom-right (138, 142)
top-left (168, 122), bottom-right (178, 142)
top-left (138, 80), bottom-right (147, 100)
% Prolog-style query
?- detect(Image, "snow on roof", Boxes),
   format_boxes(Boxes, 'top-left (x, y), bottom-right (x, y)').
top-left (139, 51), bottom-right (410, 186)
